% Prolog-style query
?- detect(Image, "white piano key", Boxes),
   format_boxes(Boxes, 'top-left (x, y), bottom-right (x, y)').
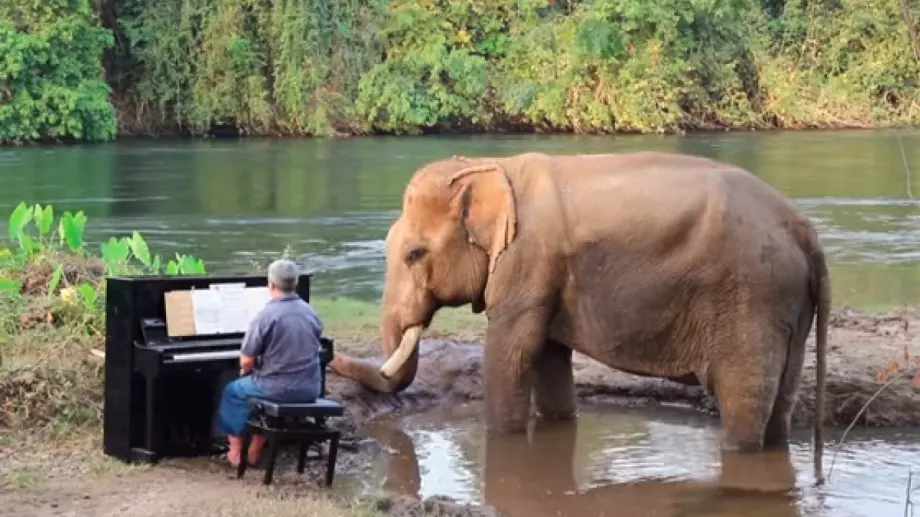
top-left (167, 350), bottom-right (240, 362)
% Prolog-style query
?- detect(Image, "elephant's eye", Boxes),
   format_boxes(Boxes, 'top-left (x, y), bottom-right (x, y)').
top-left (405, 246), bottom-right (427, 264)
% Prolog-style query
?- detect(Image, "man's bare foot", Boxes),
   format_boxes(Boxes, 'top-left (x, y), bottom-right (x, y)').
top-left (227, 450), bottom-right (241, 467)
top-left (227, 435), bottom-right (243, 467)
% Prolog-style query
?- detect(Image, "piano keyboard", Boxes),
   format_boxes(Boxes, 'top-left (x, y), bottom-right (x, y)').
top-left (166, 350), bottom-right (240, 363)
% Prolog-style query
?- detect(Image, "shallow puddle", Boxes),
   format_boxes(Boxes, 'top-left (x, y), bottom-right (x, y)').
top-left (350, 401), bottom-right (920, 517)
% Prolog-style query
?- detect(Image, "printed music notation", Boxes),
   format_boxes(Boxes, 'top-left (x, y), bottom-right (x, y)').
top-left (164, 283), bottom-right (271, 337)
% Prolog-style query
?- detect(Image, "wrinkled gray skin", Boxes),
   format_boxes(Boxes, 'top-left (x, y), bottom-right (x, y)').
top-left (330, 151), bottom-right (829, 481)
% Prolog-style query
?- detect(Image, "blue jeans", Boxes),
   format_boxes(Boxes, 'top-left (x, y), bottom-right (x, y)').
top-left (216, 376), bottom-right (268, 436)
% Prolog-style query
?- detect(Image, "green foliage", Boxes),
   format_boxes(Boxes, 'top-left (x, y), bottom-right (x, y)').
top-left (0, 0), bottom-right (118, 144)
top-left (2, 0), bottom-right (919, 140)
top-left (117, 0), bottom-right (387, 136)
top-left (6, 202), bottom-right (85, 259)
top-left (1, 201), bottom-right (208, 342)
top-left (99, 231), bottom-right (206, 277)
top-left (355, 0), bottom-right (505, 133)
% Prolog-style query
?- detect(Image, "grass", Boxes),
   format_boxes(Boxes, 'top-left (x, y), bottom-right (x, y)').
top-left (314, 296), bottom-right (486, 344)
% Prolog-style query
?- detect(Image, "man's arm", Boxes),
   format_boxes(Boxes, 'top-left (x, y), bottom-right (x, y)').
top-left (239, 315), bottom-right (268, 374)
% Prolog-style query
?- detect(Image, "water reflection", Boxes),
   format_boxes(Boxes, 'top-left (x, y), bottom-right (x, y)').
top-left (361, 404), bottom-right (802, 517)
top-left (357, 402), bottom-right (920, 517)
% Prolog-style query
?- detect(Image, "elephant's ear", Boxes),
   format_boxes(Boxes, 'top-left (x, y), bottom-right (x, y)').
top-left (446, 163), bottom-right (518, 274)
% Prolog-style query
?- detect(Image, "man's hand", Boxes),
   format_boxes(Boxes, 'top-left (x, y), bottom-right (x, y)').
top-left (239, 354), bottom-right (256, 376)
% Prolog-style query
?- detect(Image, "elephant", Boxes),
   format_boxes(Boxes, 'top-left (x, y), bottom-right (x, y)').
top-left (330, 151), bottom-right (829, 481)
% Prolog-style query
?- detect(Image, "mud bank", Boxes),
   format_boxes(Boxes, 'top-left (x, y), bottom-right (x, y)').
top-left (325, 308), bottom-right (920, 436)
top-left (303, 308), bottom-right (920, 516)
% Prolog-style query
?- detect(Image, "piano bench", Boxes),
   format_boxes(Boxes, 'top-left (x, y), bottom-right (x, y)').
top-left (236, 397), bottom-right (345, 487)
top-left (248, 397), bottom-right (345, 419)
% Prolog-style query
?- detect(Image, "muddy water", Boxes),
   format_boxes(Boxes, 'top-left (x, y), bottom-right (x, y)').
top-left (350, 402), bottom-right (920, 517)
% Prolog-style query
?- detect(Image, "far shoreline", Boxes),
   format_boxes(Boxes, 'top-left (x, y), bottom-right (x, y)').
top-left (3, 124), bottom-right (920, 149)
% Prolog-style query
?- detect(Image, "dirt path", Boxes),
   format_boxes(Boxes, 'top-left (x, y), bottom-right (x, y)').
top-left (2, 308), bottom-right (918, 517)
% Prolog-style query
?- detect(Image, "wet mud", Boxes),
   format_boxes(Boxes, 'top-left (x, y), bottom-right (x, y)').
top-left (314, 308), bottom-right (920, 517)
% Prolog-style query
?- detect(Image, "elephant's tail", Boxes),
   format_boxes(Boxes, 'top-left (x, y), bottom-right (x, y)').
top-left (811, 246), bottom-right (830, 485)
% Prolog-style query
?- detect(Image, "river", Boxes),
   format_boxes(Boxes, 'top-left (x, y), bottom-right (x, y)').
top-left (1, 130), bottom-right (919, 308)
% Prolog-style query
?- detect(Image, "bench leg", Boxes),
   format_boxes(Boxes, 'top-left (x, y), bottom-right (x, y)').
top-left (236, 425), bottom-right (252, 480)
top-left (325, 433), bottom-right (340, 486)
top-left (262, 433), bottom-right (280, 485)
top-left (296, 440), bottom-right (308, 474)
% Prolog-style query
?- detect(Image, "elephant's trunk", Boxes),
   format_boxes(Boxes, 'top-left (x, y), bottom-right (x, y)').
top-left (328, 310), bottom-right (420, 394)
top-left (375, 307), bottom-right (421, 391)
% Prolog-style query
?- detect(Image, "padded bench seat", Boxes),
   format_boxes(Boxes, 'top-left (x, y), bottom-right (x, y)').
top-left (246, 397), bottom-right (344, 418)
top-left (237, 396), bottom-right (344, 485)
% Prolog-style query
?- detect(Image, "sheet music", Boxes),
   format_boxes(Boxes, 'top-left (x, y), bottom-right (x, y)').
top-left (216, 286), bottom-right (249, 334)
top-left (175, 284), bottom-right (273, 336)
top-left (190, 289), bottom-right (222, 335)
top-left (245, 287), bottom-right (270, 322)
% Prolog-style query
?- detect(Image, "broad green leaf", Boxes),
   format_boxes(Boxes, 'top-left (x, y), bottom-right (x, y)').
top-left (36, 205), bottom-right (54, 236)
top-left (75, 283), bottom-right (98, 307)
top-left (8, 202), bottom-right (30, 242)
top-left (166, 261), bottom-right (180, 275)
top-left (59, 211), bottom-right (87, 252)
top-left (17, 233), bottom-right (37, 256)
top-left (128, 231), bottom-right (152, 267)
top-left (100, 237), bottom-right (131, 275)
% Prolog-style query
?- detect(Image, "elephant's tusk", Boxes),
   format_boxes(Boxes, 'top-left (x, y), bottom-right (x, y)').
top-left (380, 325), bottom-right (423, 380)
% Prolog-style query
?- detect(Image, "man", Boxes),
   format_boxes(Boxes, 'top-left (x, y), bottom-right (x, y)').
top-left (215, 259), bottom-right (324, 467)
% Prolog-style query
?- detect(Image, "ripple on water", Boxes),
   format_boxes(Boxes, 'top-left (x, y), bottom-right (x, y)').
top-left (355, 402), bottom-right (920, 517)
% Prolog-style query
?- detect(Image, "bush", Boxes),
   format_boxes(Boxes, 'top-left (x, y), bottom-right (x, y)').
top-left (0, 0), bottom-right (118, 144)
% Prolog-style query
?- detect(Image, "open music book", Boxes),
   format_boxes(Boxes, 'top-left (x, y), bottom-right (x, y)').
top-left (164, 283), bottom-right (271, 337)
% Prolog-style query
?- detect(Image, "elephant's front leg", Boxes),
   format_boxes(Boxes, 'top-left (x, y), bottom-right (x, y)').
top-left (533, 340), bottom-right (576, 421)
top-left (483, 307), bottom-right (550, 433)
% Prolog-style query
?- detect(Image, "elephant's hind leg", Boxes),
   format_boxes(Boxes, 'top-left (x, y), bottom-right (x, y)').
top-left (764, 309), bottom-right (813, 447)
top-left (533, 340), bottom-right (576, 420)
top-left (712, 321), bottom-right (788, 452)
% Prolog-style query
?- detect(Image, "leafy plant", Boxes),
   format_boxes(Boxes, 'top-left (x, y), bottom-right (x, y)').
top-left (4, 201), bottom-right (209, 332)
top-left (98, 232), bottom-right (205, 276)
top-left (6, 202), bottom-right (88, 259)
top-left (58, 211), bottom-right (87, 253)
top-left (166, 254), bottom-right (206, 275)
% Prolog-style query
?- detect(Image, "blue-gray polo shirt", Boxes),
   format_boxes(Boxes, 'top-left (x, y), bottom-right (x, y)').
top-left (240, 293), bottom-right (323, 400)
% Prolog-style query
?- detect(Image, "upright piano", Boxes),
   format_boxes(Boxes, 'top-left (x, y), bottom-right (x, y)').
top-left (103, 273), bottom-right (333, 464)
